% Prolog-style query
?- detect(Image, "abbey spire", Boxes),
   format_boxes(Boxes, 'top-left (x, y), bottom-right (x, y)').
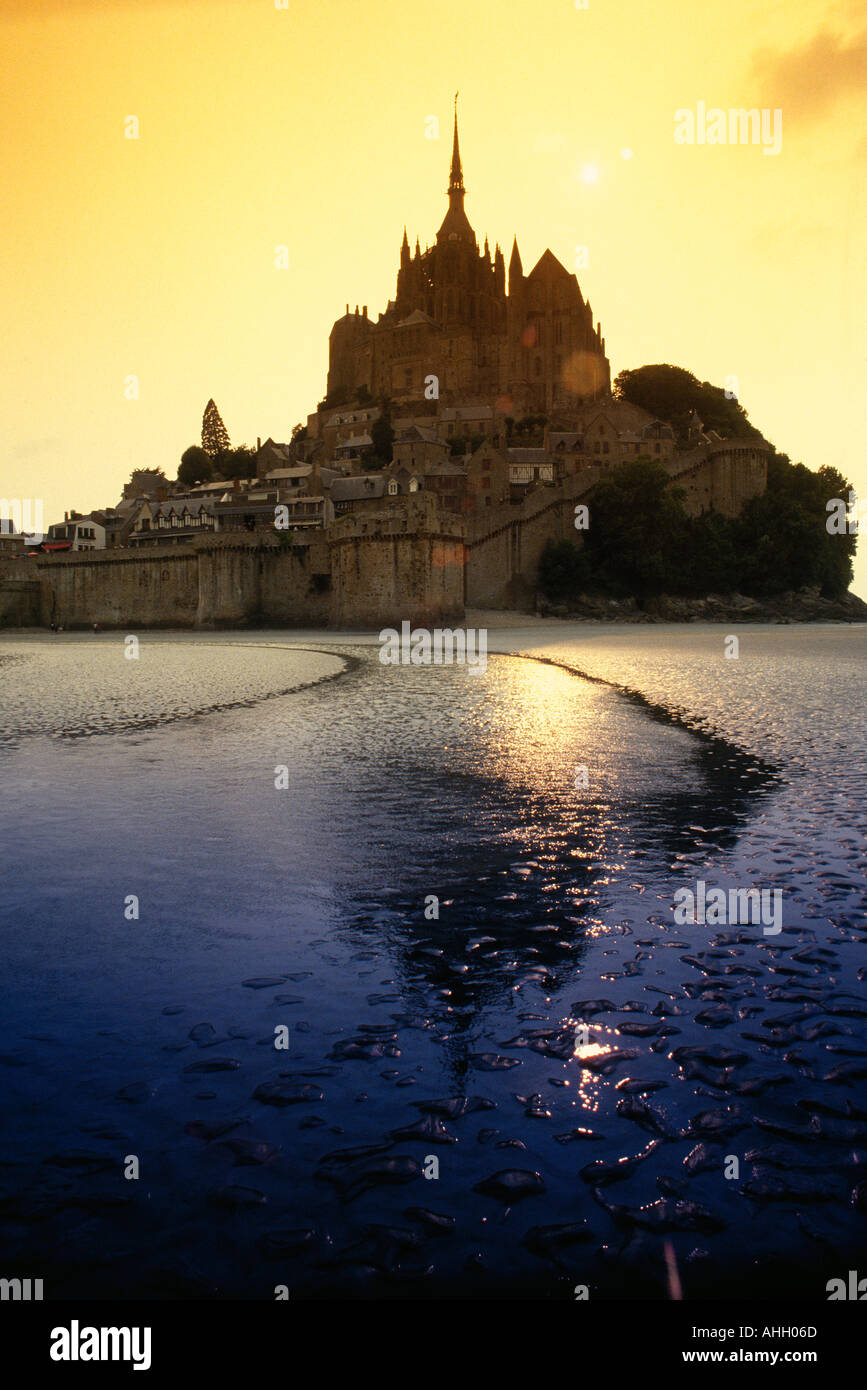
top-left (437, 94), bottom-right (475, 246)
top-left (448, 94), bottom-right (465, 204)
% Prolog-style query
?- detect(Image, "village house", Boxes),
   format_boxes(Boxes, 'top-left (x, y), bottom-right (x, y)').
top-left (330, 474), bottom-right (388, 516)
top-left (45, 513), bottom-right (107, 552)
top-left (466, 441), bottom-right (511, 509)
top-left (127, 497), bottom-right (218, 546)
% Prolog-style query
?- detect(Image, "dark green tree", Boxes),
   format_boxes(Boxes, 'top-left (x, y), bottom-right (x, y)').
top-left (536, 452), bottom-right (855, 605)
top-left (734, 454), bottom-right (855, 597)
top-left (538, 539), bottom-right (592, 600)
top-left (178, 446), bottom-right (212, 486)
top-left (202, 399), bottom-right (230, 457)
top-left (614, 364), bottom-right (762, 444)
top-left (580, 457), bottom-right (691, 595)
top-left (369, 409), bottom-right (394, 466)
top-left (214, 445), bottom-right (256, 481)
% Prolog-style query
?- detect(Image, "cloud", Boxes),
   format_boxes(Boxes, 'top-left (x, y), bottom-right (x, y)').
top-left (750, 25), bottom-right (867, 122)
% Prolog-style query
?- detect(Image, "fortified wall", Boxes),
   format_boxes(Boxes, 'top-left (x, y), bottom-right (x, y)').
top-left (0, 440), bottom-right (769, 629)
top-left (0, 564), bottom-right (41, 626)
top-left (466, 471), bottom-right (601, 609)
top-left (464, 439), bottom-right (769, 609)
top-left (667, 440), bottom-right (768, 517)
top-left (23, 536), bottom-right (332, 630)
top-left (6, 507), bottom-right (466, 631)
top-left (329, 493), bottom-right (465, 627)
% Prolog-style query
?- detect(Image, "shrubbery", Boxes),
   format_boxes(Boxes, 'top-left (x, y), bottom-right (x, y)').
top-left (539, 454), bottom-right (855, 603)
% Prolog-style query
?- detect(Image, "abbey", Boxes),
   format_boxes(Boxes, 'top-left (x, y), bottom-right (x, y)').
top-left (326, 107), bottom-right (611, 414)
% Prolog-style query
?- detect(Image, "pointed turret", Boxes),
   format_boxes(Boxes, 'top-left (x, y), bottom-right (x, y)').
top-left (400, 227), bottom-right (410, 269)
top-left (509, 236), bottom-right (523, 294)
top-left (494, 242), bottom-right (505, 293)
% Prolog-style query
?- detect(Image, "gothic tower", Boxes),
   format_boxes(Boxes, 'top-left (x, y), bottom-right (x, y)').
top-left (325, 104), bottom-right (610, 411)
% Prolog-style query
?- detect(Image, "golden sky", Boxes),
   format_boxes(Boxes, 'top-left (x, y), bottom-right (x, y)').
top-left (2, 0), bottom-right (865, 591)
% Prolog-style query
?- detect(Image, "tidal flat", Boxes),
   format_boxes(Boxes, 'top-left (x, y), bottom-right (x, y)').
top-left (0, 623), bottom-right (864, 1299)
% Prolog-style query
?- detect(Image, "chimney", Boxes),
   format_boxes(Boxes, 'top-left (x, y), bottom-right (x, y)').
top-left (363, 306), bottom-right (367, 318)
top-left (257, 436), bottom-right (261, 449)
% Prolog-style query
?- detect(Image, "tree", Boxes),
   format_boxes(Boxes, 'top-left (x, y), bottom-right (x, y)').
top-left (535, 451), bottom-right (855, 605)
top-left (538, 539), bottom-right (591, 600)
top-left (290, 422), bottom-right (308, 443)
top-left (202, 399), bottom-right (230, 457)
top-left (581, 457), bottom-right (690, 595)
top-left (214, 445), bottom-right (256, 481)
top-left (178, 446), bottom-right (212, 486)
top-left (614, 364), bottom-right (763, 444)
top-left (734, 453), bottom-right (855, 597)
top-left (369, 410), bottom-right (394, 466)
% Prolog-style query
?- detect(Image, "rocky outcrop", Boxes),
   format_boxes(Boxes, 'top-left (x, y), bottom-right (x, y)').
top-left (538, 587), bottom-right (867, 624)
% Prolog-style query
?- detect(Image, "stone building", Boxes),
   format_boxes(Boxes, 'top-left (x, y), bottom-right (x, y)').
top-left (325, 107), bottom-right (610, 414)
top-left (391, 424), bottom-right (449, 471)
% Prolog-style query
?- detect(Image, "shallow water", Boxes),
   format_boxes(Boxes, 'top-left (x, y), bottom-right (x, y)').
top-left (0, 625), bottom-right (864, 1299)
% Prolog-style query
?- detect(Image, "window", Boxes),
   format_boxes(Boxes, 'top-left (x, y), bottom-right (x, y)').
top-left (388, 478), bottom-right (398, 496)
top-left (603, 441), bottom-right (609, 455)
